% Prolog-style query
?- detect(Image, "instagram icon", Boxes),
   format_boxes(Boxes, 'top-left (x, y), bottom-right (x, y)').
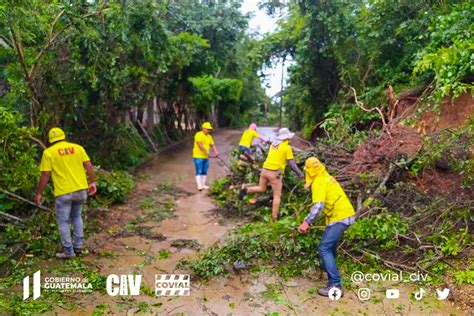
top-left (357, 288), bottom-right (371, 301)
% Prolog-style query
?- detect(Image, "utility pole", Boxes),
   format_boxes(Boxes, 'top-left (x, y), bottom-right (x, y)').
top-left (279, 56), bottom-right (285, 128)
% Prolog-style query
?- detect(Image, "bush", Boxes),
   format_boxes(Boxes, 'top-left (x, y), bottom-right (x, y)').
top-left (95, 169), bottom-right (134, 204)
top-left (414, 2), bottom-right (474, 100)
top-left (0, 107), bottom-right (40, 213)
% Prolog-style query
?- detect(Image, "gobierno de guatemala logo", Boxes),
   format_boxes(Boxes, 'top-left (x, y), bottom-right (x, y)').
top-left (23, 270), bottom-right (92, 300)
top-left (23, 270), bottom-right (41, 300)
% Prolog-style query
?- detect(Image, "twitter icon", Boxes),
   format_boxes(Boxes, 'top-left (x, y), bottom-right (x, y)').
top-left (436, 288), bottom-right (450, 300)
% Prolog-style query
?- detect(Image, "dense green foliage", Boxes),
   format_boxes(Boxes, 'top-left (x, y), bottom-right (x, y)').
top-left (258, 0), bottom-right (473, 132)
top-left (414, 2), bottom-right (473, 100)
top-left (0, 108), bottom-right (39, 211)
top-left (189, 75), bottom-right (244, 126)
top-left (0, 0), bottom-right (265, 168)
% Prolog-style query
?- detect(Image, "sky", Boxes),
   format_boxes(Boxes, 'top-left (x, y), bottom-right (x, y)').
top-left (240, 0), bottom-right (289, 99)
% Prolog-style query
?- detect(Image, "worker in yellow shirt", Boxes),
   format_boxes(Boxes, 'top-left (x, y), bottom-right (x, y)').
top-left (240, 128), bottom-right (303, 220)
top-left (298, 157), bottom-right (355, 298)
top-left (34, 127), bottom-right (97, 259)
top-left (238, 123), bottom-right (268, 158)
top-left (193, 122), bottom-right (219, 191)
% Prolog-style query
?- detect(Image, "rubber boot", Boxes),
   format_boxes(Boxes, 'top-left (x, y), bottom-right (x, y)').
top-left (196, 176), bottom-right (203, 191)
top-left (201, 175), bottom-right (209, 189)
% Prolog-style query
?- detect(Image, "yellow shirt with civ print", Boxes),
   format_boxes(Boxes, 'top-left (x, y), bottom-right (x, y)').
top-left (262, 140), bottom-right (294, 171)
top-left (192, 131), bottom-right (215, 159)
top-left (311, 174), bottom-right (355, 225)
top-left (39, 141), bottom-right (90, 197)
top-left (239, 129), bottom-right (259, 148)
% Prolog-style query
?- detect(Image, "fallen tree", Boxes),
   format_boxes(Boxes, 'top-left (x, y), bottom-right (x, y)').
top-left (178, 120), bottom-right (473, 304)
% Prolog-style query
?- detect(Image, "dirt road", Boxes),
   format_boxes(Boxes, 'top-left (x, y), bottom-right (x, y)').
top-left (55, 129), bottom-right (464, 315)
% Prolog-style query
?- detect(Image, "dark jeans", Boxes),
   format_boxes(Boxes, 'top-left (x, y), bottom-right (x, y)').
top-left (318, 222), bottom-right (350, 287)
top-left (239, 145), bottom-right (251, 155)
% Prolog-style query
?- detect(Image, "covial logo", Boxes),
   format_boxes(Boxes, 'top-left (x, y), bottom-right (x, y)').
top-left (155, 274), bottom-right (190, 296)
top-left (23, 270), bottom-right (41, 300)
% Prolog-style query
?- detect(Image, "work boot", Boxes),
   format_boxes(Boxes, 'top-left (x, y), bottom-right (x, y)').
top-left (318, 286), bottom-right (344, 298)
top-left (56, 251), bottom-right (76, 259)
top-left (74, 246), bottom-right (86, 255)
top-left (239, 186), bottom-right (247, 200)
top-left (201, 176), bottom-right (209, 189)
top-left (195, 176), bottom-right (203, 191)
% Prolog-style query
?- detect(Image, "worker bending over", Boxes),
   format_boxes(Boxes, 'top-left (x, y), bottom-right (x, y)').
top-left (298, 157), bottom-right (355, 297)
top-left (240, 128), bottom-right (303, 220)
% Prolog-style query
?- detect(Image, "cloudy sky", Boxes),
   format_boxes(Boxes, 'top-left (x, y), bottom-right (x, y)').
top-left (240, 0), bottom-right (288, 98)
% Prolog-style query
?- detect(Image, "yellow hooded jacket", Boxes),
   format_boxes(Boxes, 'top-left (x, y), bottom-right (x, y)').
top-left (305, 158), bottom-right (355, 225)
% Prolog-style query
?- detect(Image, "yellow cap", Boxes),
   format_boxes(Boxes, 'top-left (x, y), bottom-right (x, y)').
top-left (202, 122), bottom-right (213, 130)
top-left (48, 127), bottom-right (66, 143)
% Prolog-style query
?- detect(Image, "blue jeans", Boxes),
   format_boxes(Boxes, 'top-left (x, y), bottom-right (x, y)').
top-left (318, 222), bottom-right (350, 287)
top-left (239, 146), bottom-right (251, 155)
top-left (193, 158), bottom-right (209, 175)
top-left (55, 190), bottom-right (87, 254)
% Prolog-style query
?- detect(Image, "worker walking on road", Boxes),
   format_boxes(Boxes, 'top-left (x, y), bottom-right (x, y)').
top-left (193, 122), bottom-right (219, 191)
top-left (238, 123), bottom-right (268, 158)
top-left (240, 128), bottom-right (303, 221)
top-left (34, 127), bottom-right (97, 259)
top-left (298, 157), bottom-right (355, 298)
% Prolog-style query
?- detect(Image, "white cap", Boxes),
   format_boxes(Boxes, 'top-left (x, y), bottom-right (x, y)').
top-left (276, 127), bottom-right (295, 140)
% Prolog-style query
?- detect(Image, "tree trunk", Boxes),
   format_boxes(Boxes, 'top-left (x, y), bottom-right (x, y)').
top-left (146, 98), bottom-right (156, 132)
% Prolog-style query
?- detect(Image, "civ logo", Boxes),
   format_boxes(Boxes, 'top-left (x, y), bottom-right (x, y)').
top-left (106, 274), bottom-right (142, 296)
top-left (23, 270), bottom-right (41, 300)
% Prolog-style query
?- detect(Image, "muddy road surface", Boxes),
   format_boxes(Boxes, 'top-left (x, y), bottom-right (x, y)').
top-left (53, 128), bottom-right (464, 315)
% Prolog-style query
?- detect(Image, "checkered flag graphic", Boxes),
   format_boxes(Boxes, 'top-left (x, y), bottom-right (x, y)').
top-left (155, 274), bottom-right (190, 296)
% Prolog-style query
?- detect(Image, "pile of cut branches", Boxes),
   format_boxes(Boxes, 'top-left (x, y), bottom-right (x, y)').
top-left (185, 126), bottom-right (473, 286)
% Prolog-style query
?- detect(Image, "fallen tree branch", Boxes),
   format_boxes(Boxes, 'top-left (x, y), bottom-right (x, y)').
top-left (29, 136), bottom-right (46, 149)
top-left (373, 163), bottom-right (397, 197)
top-left (0, 188), bottom-right (53, 212)
top-left (0, 211), bottom-right (26, 225)
top-left (136, 120), bottom-right (159, 153)
top-left (350, 86), bottom-right (392, 140)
